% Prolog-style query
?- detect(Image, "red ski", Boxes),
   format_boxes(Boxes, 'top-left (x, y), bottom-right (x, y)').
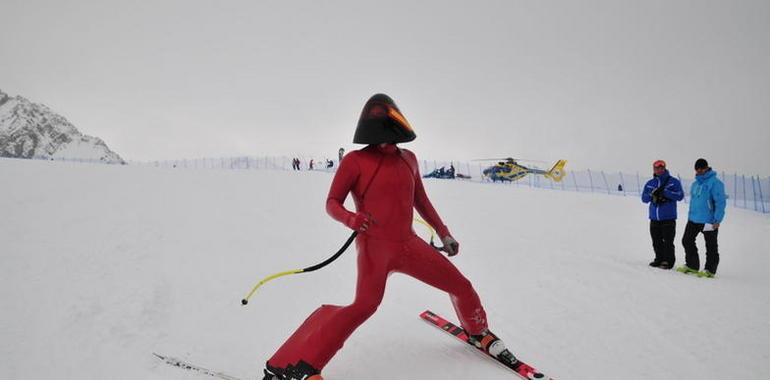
top-left (420, 310), bottom-right (555, 380)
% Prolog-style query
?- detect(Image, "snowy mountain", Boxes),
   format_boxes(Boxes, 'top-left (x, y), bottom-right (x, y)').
top-left (2, 158), bottom-right (769, 380)
top-left (0, 89), bottom-right (124, 163)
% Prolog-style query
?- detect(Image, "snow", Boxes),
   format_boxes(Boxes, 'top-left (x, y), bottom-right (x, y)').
top-left (1, 158), bottom-right (769, 380)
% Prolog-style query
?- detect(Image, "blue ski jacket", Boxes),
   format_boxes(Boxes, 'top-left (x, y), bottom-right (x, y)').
top-left (641, 170), bottom-right (684, 221)
top-left (688, 169), bottom-right (727, 224)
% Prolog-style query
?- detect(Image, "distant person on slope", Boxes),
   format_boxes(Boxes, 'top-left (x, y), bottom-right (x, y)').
top-left (262, 94), bottom-right (514, 380)
top-left (677, 158), bottom-right (727, 278)
top-left (641, 160), bottom-right (684, 269)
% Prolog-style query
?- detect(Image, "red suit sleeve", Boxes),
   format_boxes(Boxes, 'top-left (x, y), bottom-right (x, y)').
top-left (326, 154), bottom-right (360, 227)
top-left (407, 152), bottom-right (451, 238)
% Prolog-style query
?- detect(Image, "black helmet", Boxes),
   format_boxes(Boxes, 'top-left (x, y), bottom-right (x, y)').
top-left (353, 93), bottom-right (416, 144)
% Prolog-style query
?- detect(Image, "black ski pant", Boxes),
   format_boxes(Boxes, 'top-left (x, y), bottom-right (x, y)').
top-left (681, 221), bottom-right (720, 273)
top-left (649, 220), bottom-right (676, 265)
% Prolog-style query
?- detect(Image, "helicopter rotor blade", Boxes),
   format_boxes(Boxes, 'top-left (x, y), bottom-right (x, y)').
top-left (471, 157), bottom-right (548, 163)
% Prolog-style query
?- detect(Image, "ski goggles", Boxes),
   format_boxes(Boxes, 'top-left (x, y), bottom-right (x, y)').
top-left (653, 160), bottom-right (666, 169)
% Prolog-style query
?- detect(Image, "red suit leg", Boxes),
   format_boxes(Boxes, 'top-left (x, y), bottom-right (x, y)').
top-left (267, 238), bottom-right (395, 370)
top-left (397, 236), bottom-right (488, 335)
top-left (267, 236), bottom-right (488, 371)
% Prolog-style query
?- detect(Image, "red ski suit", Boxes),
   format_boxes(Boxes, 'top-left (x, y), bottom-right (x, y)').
top-left (267, 144), bottom-right (488, 371)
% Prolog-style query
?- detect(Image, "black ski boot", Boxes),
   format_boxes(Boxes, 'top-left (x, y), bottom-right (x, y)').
top-left (263, 360), bottom-right (323, 380)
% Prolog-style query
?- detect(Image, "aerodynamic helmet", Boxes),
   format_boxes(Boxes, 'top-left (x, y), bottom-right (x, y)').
top-left (353, 93), bottom-right (416, 144)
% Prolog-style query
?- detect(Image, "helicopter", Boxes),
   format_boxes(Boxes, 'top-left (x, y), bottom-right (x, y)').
top-left (479, 157), bottom-right (567, 183)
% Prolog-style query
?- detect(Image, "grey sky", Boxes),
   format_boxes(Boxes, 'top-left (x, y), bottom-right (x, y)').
top-left (1, 0), bottom-right (768, 175)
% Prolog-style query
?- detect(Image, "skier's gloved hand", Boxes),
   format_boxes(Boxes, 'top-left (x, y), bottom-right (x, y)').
top-left (651, 187), bottom-right (663, 198)
top-left (441, 235), bottom-right (460, 257)
top-left (346, 212), bottom-right (370, 232)
top-left (652, 193), bottom-right (668, 204)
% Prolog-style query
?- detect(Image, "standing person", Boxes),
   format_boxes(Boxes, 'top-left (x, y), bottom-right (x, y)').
top-left (263, 94), bottom-right (515, 380)
top-left (678, 158), bottom-right (727, 278)
top-left (309, 159), bottom-right (314, 170)
top-left (338, 147), bottom-right (345, 163)
top-left (641, 160), bottom-right (684, 269)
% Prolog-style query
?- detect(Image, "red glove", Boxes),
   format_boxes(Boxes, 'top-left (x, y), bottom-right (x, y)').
top-left (346, 212), bottom-right (370, 232)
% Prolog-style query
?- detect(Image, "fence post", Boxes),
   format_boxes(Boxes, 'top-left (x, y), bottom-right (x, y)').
top-left (600, 171), bottom-right (610, 194)
top-left (572, 171), bottom-right (579, 192)
top-left (588, 169), bottom-right (595, 193)
top-left (759, 176), bottom-right (770, 212)
top-left (741, 175), bottom-right (747, 209)
top-left (756, 176), bottom-right (766, 213)
top-left (619, 172), bottom-right (626, 196)
top-left (734, 173), bottom-right (738, 207)
top-left (751, 176), bottom-right (758, 211)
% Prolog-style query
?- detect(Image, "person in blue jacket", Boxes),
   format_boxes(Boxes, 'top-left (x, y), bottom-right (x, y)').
top-left (678, 158), bottom-right (727, 278)
top-left (641, 160), bottom-right (684, 269)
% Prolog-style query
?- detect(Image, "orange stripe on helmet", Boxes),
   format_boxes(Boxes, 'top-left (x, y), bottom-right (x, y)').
top-left (388, 107), bottom-right (413, 132)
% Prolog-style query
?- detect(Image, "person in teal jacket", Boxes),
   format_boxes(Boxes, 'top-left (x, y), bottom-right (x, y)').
top-left (678, 158), bottom-right (727, 278)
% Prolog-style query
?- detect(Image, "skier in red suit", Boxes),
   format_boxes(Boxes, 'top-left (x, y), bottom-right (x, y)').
top-left (263, 94), bottom-right (515, 380)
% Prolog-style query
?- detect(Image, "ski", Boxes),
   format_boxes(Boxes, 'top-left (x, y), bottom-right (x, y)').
top-left (420, 310), bottom-right (555, 380)
top-left (153, 352), bottom-right (244, 380)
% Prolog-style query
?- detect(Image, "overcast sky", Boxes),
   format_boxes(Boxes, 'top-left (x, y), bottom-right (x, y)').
top-left (1, 0), bottom-right (768, 175)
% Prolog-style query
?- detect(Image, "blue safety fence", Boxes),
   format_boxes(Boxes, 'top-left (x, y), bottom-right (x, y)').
top-left (7, 155), bottom-right (768, 215)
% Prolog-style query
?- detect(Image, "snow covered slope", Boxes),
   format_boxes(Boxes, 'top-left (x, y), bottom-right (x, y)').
top-left (0, 89), bottom-right (124, 163)
top-left (1, 158), bottom-right (768, 380)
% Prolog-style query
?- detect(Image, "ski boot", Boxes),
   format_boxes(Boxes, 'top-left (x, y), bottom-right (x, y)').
top-left (658, 261), bottom-right (673, 270)
top-left (468, 329), bottom-right (519, 367)
top-left (697, 270), bottom-right (716, 278)
top-left (262, 360), bottom-right (323, 380)
top-left (676, 265), bottom-right (699, 275)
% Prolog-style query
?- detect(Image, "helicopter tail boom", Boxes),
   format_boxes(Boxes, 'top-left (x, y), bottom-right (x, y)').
top-left (544, 160), bottom-right (567, 182)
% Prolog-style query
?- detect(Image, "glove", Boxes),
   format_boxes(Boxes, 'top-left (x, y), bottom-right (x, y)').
top-left (346, 212), bottom-right (370, 232)
top-left (441, 235), bottom-right (460, 257)
top-left (651, 187), bottom-right (663, 198)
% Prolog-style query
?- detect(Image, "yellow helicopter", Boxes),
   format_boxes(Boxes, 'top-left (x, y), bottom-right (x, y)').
top-left (480, 157), bottom-right (567, 183)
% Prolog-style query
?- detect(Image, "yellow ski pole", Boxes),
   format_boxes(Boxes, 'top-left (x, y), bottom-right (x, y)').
top-left (413, 217), bottom-right (447, 252)
top-left (241, 231), bottom-right (358, 305)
